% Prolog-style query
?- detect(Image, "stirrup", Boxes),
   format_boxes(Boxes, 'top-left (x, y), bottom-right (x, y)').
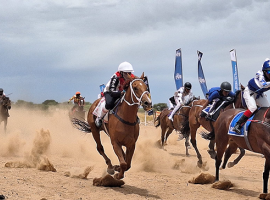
top-left (233, 124), bottom-right (241, 134)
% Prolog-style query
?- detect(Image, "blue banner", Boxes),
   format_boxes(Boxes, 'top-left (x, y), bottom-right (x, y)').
top-left (99, 84), bottom-right (105, 93)
top-left (230, 49), bottom-right (240, 92)
top-left (197, 51), bottom-right (208, 98)
top-left (174, 49), bottom-right (183, 90)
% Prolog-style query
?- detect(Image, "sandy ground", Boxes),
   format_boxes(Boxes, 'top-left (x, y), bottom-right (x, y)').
top-left (0, 107), bottom-right (267, 200)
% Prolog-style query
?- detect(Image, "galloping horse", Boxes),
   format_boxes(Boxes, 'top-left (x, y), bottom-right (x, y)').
top-left (0, 96), bottom-right (11, 133)
top-left (154, 98), bottom-right (199, 155)
top-left (181, 90), bottom-right (245, 167)
top-left (203, 107), bottom-right (270, 194)
top-left (72, 73), bottom-right (152, 179)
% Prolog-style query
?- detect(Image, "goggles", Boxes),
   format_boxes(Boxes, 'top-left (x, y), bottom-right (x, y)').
top-left (266, 70), bottom-right (270, 74)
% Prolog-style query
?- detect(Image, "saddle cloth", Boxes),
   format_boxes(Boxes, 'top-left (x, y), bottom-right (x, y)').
top-left (228, 111), bottom-right (254, 136)
top-left (92, 97), bottom-right (109, 123)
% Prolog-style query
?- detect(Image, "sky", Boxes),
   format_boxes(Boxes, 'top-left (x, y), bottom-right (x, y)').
top-left (1, 0), bottom-right (270, 105)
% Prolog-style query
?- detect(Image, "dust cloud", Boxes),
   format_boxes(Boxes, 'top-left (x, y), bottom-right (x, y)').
top-left (0, 106), bottom-right (202, 176)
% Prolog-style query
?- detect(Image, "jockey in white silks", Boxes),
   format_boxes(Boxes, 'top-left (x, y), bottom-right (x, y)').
top-left (168, 82), bottom-right (193, 121)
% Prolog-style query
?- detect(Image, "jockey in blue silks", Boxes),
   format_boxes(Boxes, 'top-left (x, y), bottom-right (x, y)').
top-left (200, 82), bottom-right (235, 120)
top-left (233, 58), bottom-right (270, 134)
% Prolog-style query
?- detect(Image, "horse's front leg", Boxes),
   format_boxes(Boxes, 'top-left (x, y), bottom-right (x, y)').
top-left (112, 142), bottom-right (129, 180)
top-left (91, 130), bottom-right (114, 175)
top-left (190, 126), bottom-right (202, 167)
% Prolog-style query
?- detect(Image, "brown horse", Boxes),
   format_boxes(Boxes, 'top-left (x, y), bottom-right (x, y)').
top-left (72, 73), bottom-right (152, 179)
top-left (69, 97), bottom-right (86, 120)
top-left (0, 96), bottom-right (11, 133)
top-left (181, 89), bottom-right (245, 167)
top-left (154, 99), bottom-right (200, 155)
top-left (202, 107), bottom-right (270, 194)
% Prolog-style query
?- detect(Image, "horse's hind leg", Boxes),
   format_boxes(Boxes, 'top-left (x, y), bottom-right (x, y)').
top-left (227, 147), bottom-right (245, 168)
top-left (164, 128), bottom-right (173, 144)
top-left (221, 142), bottom-right (238, 169)
top-left (160, 127), bottom-right (168, 148)
top-left (207, 140), bottom-right (216, 159)
top-left (185, 136), bottom-right (191, 156)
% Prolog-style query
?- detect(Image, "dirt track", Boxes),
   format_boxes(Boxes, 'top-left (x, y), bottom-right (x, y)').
top-left (0, 107), bottom-right (266, 200)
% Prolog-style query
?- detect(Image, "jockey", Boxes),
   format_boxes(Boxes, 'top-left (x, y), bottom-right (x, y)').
top-left (68, 91), bottom-right (85, 111)
top-left (201, 82), bottom-right (235, 120)
top-left (0, 88), bottom-right (10, 117)
top-left (95, 61), bottom-right (135, 127)
top-left (168, 82), bottom-right (193, 121)
top-left (0, 88), bottom-right (5, 100)
top-left (233, 58), bottom-right (270, 134)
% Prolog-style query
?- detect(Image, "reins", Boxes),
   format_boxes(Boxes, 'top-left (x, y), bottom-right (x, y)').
top-left (248, 107), bottom-right (270, 128)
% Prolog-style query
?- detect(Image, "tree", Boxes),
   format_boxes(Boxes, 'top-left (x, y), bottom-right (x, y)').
top-left (42, 100), bottom-right (59, 106)
top-left (153, 103), bottom-right (168, 111)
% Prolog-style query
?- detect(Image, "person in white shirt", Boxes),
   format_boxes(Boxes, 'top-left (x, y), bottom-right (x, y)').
top-left (168, 82), bottom-right (193, 121)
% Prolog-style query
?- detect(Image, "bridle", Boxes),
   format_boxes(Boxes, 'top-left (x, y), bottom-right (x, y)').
top-left (111, 78), bottom-right (150, 126)
top-left (121, 79), bottom-right (150, 106)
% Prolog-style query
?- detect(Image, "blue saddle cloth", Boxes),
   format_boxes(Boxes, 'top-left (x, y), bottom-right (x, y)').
top-left (228, 112), bottom-right (254, 136)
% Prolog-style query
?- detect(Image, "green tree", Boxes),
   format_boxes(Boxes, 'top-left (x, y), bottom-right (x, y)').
top-left (42, 100), bottom-right (59, 106)
top-left (153, 103), bottom-right (167, 111)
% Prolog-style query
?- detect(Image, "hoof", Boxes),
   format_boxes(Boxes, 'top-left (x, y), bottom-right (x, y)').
top-left (197, 161), bottom-right (203, 168)
top-left (114, 173), bottom-right (123, 180)
top-left (227, 162), bottom-right (235, 168)
top-left (207, 150), bottom-right (216, 159)
top-left (113, 165), bottom-right (121, 172)
top-left (107, 168), bottom-right (115, 175)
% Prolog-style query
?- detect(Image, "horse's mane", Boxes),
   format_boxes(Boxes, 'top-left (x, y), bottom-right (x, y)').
top-left (123, 76), bottom-right (138, 91)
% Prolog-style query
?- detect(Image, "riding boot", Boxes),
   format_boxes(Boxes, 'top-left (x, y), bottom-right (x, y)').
top-left (233, 115), bottom-right (249, 134)
top-left (168, 105), bottom-right (180, 121)
top-left (95, 108), bottom-right (108, 128)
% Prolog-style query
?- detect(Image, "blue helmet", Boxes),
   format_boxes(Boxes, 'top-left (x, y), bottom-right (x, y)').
top-left (262, 58), bottom-right (270, 71)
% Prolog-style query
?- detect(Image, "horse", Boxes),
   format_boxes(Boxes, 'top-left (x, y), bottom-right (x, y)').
top-left (154, 98), bottom-right (200, 155)
top-left (202, 107), bottom-right (270, 194)
top-left (181, 89), bottom-right (245, 167)
top-left (69, 97), bottom-right (85, 120)
top-left (71, 72), bottom-right (152, 179)
top-left (0, 96), bottom-right (11, 133)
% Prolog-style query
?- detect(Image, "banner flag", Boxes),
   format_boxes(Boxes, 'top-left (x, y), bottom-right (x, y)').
top-left (99, 84), bottom-right (105, 93)
top-left (197, 51), bottom-right (208, 98)
top-left (174, 48), bottom-right (183, 90)
top-left (230, 49), bottom-right (240, 92)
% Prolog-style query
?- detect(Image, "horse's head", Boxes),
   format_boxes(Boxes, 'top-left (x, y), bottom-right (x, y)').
top-left (123, 72), bottom-right (152, 111)
top-left (1, 96), bottom-right (11, 110)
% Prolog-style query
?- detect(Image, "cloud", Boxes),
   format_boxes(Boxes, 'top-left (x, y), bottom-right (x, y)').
top-left (0, 0), bottom-right (270, 104)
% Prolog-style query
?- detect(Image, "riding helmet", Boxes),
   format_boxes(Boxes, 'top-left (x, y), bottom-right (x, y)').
top-left (76, 91), bottom-right (80, 95)
top-left (184, 82), bottom-right (192, 89)
top-left (0, 88), bottom-right (3, 92)
top-left (262, 58), bottom-right (270, 71)
top-left (118, 62), bottom-right (134, 73)
top-left (220, 82), bottom-right (231, 92)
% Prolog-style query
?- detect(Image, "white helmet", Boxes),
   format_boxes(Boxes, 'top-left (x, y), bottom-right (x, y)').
top-left (118, 62), bottom-right (134, 72)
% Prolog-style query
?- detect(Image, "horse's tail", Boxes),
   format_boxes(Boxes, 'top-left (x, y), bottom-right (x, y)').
top-left (180, 118), bottom-right (190, 138)
top-left (154, 114), bottom-right (160, 128)
top-left (201, 130), bottom-right (215, 140)
top-left (70, 118), bottom-right (91, 133)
